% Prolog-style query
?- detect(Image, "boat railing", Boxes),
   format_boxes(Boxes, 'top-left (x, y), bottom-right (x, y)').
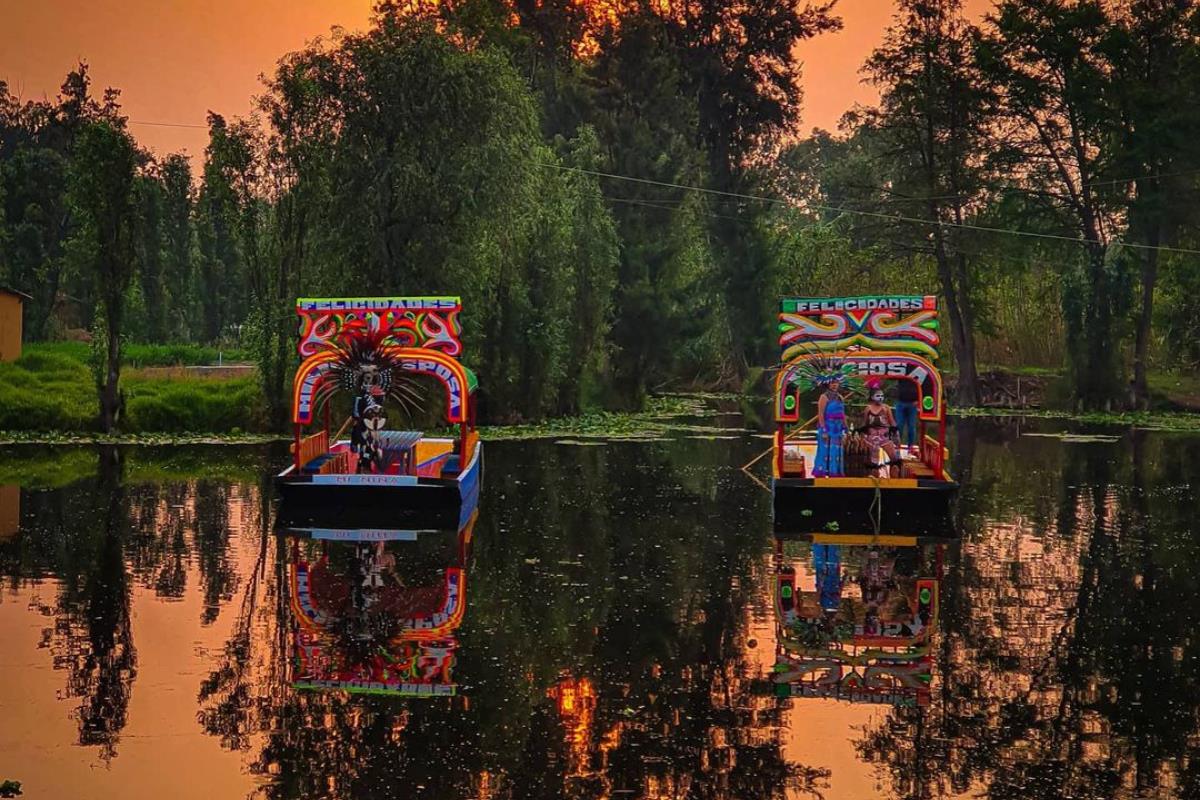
top-left (319, 451), bottom-right (350, 475)
top-left (921, 434), bottom-right (946, 478)
top-left (294, 430), bottom-right (329, 470)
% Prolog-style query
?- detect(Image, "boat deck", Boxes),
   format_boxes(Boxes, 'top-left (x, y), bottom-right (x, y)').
top-left (780, 437), bottom-right (941, 481)
top-left (281, 431), bottom-right (466, 482)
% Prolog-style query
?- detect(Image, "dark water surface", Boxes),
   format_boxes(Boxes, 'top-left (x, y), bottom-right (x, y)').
top-left (1, 412), bottom-right (1198, 799)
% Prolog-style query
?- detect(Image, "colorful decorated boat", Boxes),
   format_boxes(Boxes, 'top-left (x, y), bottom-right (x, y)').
top-left (769, 535), bottom-right (942, 707)
top-left (771, 295), bottom-right (956, 534)
top-left (283, 512), bottom-right (476, 697)
top-left (275, 297), bottom-right (481, 529)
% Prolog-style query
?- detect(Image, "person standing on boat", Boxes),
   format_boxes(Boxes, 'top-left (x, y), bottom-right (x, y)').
top-left (893, 378), bottom-right (919, 448)
top-left (351, 387), bottom-right (386, 473)
top-left (813, 378), bottom-right (847, 477)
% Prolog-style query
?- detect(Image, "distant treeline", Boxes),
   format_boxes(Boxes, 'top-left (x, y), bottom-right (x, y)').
top-left (2, 0), bottom-right (1199, 431)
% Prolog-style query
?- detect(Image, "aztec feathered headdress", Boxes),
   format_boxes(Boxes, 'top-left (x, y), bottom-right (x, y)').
top-left (319, 317), bottom-right (426, 414)
top-left (786, 347), bottom-right (865, 395)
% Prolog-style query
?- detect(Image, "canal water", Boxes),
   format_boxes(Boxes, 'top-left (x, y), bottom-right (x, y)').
top-left (0, 410), bottom-right (1197, 799)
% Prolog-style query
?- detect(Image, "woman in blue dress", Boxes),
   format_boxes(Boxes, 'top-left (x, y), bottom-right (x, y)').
top-left (813, 377), bottom-right (847, 477)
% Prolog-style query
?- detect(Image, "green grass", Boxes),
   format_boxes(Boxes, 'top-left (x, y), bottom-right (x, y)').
top-left (123, 375), bottom-right (267, 433)
top-left (0, 348), bottom-right (97, 430)
top-left (1147, 371), bottom-right (1200, 409)
top-left (25, 341), bottom-right (249, 367)
top-left (0, 342), bottom-right (266, 434)
top-left (954, 406), bottom-right (1200, 432)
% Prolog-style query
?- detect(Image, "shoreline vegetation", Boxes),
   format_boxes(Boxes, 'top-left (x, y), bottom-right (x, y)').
top-left (1, 377), bottom-right (1198, 447)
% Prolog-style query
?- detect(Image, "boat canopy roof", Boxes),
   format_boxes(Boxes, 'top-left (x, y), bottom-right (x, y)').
top-left (291, 296), bottom-right (477, 425)
top-left (775, 295), bottom-right (945, 423)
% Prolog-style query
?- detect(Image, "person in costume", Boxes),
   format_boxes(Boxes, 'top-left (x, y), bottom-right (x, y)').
top-left (860, 381), bottom-right (900, 477)
top-left (351, 387), bottom-right (386, 473)
top-left (813, 377), bottom-right (847, 477)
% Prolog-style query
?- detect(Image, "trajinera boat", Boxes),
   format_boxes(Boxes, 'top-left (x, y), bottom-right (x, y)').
top-left (275, 297), bottom-right (481, 529)
top-left (771, 295), bottom-right (956, 534)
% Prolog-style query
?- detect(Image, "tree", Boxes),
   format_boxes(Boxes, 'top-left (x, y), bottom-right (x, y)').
top-left (556, 127), bottom-right (619, 413)
top-left (160, 153), bottom-right (195, 340)
top-left (979, 0), bottom-right (1133, 409)
top-left (196, 113), bottom-right (254, 344)
top-left (664, 0), bottom-right (841, 374)
top-left (255, 45), bottom-right (341, 426)
top-left (1102, 0), bottom-right (1200, 406)
top-left (132, 167), bottom-right (167, 342)
top-left (587, 13), bottom-right (721, 404)
top-left (68, 120), bottom-right (142, 431)
top-left (864, 0), bottom-right (988, 404)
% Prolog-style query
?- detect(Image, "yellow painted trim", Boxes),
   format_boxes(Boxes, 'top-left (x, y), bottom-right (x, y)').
top-left (810, 477), bottom-right (920, 489)
top-left (809, 534), bottom-right (919, 545)
top-left (415, 439), bottom-right (454, 465)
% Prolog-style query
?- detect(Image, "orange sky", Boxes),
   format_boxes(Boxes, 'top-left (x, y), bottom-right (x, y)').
top-left (1, 0), bottom-right (990, 159)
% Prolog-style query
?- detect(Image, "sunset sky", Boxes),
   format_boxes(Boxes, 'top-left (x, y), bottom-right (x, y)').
top-left (2, 0), bottom-right (989, 159)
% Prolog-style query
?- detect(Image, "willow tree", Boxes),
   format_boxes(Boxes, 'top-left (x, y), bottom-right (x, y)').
top-left (132, 167), bottom-right (167, 342)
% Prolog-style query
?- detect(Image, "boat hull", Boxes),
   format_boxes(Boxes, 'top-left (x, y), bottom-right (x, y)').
top-left (772, 476), bottom-right (956, 537)
top-left (276, 445), bottom-right (481, 530)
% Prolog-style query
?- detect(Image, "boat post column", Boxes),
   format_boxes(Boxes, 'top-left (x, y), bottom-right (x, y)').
top-left (937, 412), bottom-right (947, 479)
top-left (775, 425), bottom-right (785, 478)
top-left (294, 423), bottom-right (303, 472)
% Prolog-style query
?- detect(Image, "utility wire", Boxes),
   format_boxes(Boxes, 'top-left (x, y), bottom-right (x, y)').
top-left (605, 191), bottom-right (1092, 276)
top-left (128, 119), bottom-right (209, 129)
top-left (117, 114), bottom-right (1200, 202)
top-left (546, 162), bottom-right (1200, 256)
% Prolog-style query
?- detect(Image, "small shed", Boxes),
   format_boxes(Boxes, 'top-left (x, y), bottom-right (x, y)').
top-left (0, 286), bottom-right (30, 362)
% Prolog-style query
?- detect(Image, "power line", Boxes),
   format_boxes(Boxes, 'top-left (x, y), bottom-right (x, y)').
top-left (545, 162), bottom-right (1200, 257)
top-left (116, 114), bottom-right (1200, 198)
top-left (604, 192), bottom-right (1097, 273)
top-left (128, 119), bottom-right (208, 129)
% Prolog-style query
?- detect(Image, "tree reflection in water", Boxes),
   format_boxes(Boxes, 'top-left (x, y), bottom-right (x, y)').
top-left (855, 424), bottom-right (1200, 799)
top-left (2, 423), bottom-right (1199, 797)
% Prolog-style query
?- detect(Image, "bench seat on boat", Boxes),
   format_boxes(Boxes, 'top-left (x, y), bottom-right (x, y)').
top-left (301, 453), bottom-right (336, 475)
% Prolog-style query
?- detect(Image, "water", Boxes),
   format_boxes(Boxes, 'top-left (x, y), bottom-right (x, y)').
top-left (0, 411), bottom-right (1197, 799)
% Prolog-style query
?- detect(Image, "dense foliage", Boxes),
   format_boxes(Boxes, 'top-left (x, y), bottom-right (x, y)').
top-left (2, 0), bottom-right (1199, 428)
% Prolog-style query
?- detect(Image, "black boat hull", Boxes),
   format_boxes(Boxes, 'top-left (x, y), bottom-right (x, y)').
top-left (772, 477), bottom-right (956, 537)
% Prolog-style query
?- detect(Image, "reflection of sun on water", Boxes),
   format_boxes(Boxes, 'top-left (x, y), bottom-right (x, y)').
top-left (548, 674), bottom-right (600, 778)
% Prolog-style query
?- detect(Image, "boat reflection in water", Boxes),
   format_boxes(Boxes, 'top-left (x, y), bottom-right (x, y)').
top-left (276, 512), bottom-right (475, 698)
top-left (770, 534), bottom-right (943, 708)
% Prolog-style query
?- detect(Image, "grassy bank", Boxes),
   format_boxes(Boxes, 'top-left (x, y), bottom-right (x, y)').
top-left (954, 406), bottom-right (1200, 432)
top-left (0, 343), bottom-right (266, 434)
top-left (1, 342), bottom-right (1197, 442)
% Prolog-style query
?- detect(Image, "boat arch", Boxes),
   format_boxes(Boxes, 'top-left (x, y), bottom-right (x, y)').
top-left (292, 346), bottom-right (477, 426)
top-left (775, 351), bottom-right (943, 423)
